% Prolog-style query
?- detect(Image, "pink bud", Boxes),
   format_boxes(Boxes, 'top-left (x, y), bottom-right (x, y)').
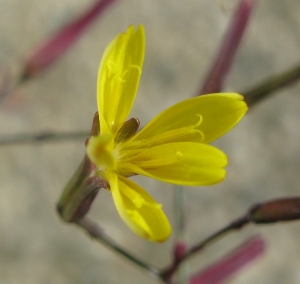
top-left (190, 236), bottom-right (265, 284)
top-left (249, 197), bottom-right (300, 223)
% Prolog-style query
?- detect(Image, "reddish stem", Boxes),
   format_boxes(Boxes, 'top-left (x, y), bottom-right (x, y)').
top-left (200, 0), bottom-right (256, 94)
top-left (24, 0), bottom-right (118, 76)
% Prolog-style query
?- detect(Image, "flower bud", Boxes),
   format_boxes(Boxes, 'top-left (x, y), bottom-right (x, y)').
top-left (249, 198), bottom-right (300, 224)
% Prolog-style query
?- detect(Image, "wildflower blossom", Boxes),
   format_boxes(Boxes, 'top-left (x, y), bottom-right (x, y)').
top-left (86, 25), bottom-right (247, 242)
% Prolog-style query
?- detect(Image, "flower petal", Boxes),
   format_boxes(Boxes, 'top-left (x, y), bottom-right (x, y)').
top-left (121, 142), bottom-right (228, 185)
top-left (97, 25), bottom-right (145, 135)
top-left (108, 173), bottom-right (171, 242)
top-left (130, 93), bottom-right (247, 146)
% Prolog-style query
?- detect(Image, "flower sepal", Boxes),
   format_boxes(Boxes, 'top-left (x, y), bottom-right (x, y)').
top-left (57, 113), bottom-right (107, 222)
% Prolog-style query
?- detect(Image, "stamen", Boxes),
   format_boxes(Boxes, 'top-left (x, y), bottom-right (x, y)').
top-left (191, 129), bottom-right (205, 142)
top-left (194, 114), bottom-right (203, 128)
top-left (190, 114), bottom-right (205, 142)
top-left (130, 64), bottom-right (142, 74)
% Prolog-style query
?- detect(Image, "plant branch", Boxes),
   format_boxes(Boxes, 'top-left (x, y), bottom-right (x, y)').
top-left (160, 216), bottom-right (250, 281)
top-left (161, 196), bottom-right (300, 281)
top-left (76, 217), bottom-right (162, 280)
top-left (200, 0), bottom-right (256, 94)
top-left (189, 235), bottom-right (265, 284)
top-left (243, 63), bottom-right (300, 107)
top-left (173, 186), bottom-right (188, 283)
top-left (0, 131), bottom-right (89, 146)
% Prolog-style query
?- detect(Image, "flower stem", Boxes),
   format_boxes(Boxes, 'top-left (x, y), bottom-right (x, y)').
top-left (24, 0), bottom-right (118, 76)
top-left (0, 131), bottom-right (90, 146)
top-left (76, 217), bottom-right (162, 280)
top-left (174, 186), bottom-right (186, 240)
top-left (173, 185), bottom-right (188, 283)
top-left (199, 0), bottom-right (256, 95)
top-left (160, 216), bottom-right (250, 281)
top-left (189, 236), bottom-right (265, 284)
top-left (182, 217), bottom-right (249, 261)
top-left (243, 63), bottom-right (300, 107)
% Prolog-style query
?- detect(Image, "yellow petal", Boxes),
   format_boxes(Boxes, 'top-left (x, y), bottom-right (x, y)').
top-left (129, 93), bottom-right (247, 146)
top-left (108, 173), bottom-right (171, 242)
top-left (122, 142), bottom-right (228, 185)
top-left (97, 25), bottom-right (145, 135)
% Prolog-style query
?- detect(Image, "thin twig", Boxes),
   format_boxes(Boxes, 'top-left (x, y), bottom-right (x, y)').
top-left (0, 131), bottom-right (89, 146)
top-left (24, 0), bottom-right (119, 77)
top-left (76, 217), bottom-right (162, 281)
top-left (183, 217), bottom-right (249, 260)
top-left (160, 216), bottom-right (250, 281)
top-left (5, 62), bottom-right (300, 147)
top-left (0, 70), bottom-right (13, 102)
top-left (173, 186), bottom-right (188, 283)
top-left (200, 0), bottom-right (256, 94)
top-left (243, 63), bottom-right (300, 107)
top-left (189, 235), bottom-right (265, 284)
top-left (174, 186), bottom-right (186, 241)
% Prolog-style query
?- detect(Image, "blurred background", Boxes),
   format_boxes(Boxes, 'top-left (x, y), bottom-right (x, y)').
top-left (1, 0), bottom-right (300, 283)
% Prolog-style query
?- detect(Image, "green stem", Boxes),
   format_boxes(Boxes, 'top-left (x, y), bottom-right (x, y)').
top-left (0, 131), bottom-right (89, 146)
top-left (243, 64), bottom-right (300, 107)
top-left (173, 185), bottom-right (188, 283)
top-left (174, 186), bottom-right (186, 240)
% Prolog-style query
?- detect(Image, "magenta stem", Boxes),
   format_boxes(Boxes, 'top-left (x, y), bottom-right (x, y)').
top-left (200, 0), bottom-right (256, 94)
top-left (25, 0), bottom-right (118, 75)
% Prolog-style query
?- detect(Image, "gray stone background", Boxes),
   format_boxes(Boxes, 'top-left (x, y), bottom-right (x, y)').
top-left (1, 0), bottom-right (300, 283)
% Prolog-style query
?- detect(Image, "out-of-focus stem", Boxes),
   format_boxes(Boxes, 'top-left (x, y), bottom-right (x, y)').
top-left (243, 64), bottom-right (300, 107)
top-left (174, 186), bottom-right (186, 240)
top-left (160, 216), bottom-right (250, 282)
top-left (24, 0), bottom-right (118, 77)
top-left (0, 69), bottom-right (13, 102)
top-left (76, 217), bottom-right (162, 280)
top-left (189, 236), bottom-right (265, 284)
top-left (200, 0), bottom-right (256, 95)
top-left (173, 185), bottom-right (188, 283)
top-left (185, 217), bottom-right (249, 260)
top-left (161, 195), bottom-right (300, 281)
top-left (0, 131), bottom-right (90, 146)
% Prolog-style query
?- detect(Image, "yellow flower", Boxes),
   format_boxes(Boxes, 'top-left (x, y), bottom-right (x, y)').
top-left (86, 25), bottom-right (247, 242)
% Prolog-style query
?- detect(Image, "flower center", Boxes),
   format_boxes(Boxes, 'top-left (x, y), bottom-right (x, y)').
top-left (87, 133), bottom-right (117, 172)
